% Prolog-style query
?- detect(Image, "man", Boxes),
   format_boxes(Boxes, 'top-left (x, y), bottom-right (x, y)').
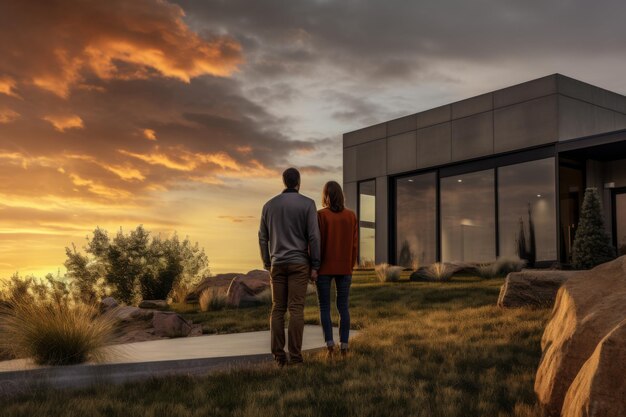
top-left (259, 167), bottom-right (321, 366)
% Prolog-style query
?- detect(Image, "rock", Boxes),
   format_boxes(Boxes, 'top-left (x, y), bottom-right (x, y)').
top-left (185, 273), bottom-right (240, 303)
top-left (152, 311), bottom-right (193, 338)
top-left (562, 318), bottom-right (626, 417)
top-left (110, 305), bottom-right (154, 322)
top-left (226, 269), bottom-right (270, 307)
top-left (497, 270), bottom-right (580, 308)
top-left (139, 300), bottom-right (168, 310)
top-left (99, 297), bottom-right (119, 313)
top-left (534, 256), bottom-right (626, 416)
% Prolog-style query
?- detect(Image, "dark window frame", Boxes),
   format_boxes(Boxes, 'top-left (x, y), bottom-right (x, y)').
top-left (389, 144), bottom-right (559, 264)
top-left (611, 186), bottom-right (626, 253)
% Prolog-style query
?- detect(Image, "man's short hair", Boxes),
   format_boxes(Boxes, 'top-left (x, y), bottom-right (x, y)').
top-left (282, 167), bottom-right (300, 189)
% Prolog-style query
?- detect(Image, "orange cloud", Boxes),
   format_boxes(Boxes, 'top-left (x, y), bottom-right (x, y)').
top-left (43, 114), bottom-right (84, 132)
top-left (218, 215), bottom-right (256, 223)
top-left (0, 76), bottom-right (19, 98)
top-left (0, 108), bottom-right (19, 124)
top-left (143, 129), bottom-right (157, 141)
top-left (1, 0), bottom-right (243, 98)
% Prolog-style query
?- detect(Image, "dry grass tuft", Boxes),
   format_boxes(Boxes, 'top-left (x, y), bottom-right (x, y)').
top-left (0, 300), bottom-right (115, 366)
top-left (425, 262), bottom-right (454, 282)
top-left (199, 288), bottom-right (228, 312)
top-left (375, 263), bottom-right (403, 283)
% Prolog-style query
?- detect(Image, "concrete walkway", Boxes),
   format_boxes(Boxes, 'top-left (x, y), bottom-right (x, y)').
top-left (0, 325), bottom-right (347, 394)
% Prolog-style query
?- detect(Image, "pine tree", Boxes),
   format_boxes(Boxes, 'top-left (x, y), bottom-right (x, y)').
top-left (571, 187), bottom-right (616, 269)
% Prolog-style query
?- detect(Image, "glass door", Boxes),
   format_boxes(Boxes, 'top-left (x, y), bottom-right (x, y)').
top-left (613, 188), bottom-right (626, 256)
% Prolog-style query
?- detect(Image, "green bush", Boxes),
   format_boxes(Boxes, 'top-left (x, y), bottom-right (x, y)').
top-left (571, 188), bottom-right (616, 269)
top-left (66, 226), bottom-right (209, 305)
top-left (0, 299), bottom-right (115, 365)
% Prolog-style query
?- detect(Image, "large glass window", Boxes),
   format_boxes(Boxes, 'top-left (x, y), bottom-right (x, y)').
top-left (441, 169), bottom-right (495, 262)
top-left (498, 158), bottom-right (557, 262)
top-left (358, 180), bottom-right (376, 266)
top-left (395, 172), bottom-right (437, 268)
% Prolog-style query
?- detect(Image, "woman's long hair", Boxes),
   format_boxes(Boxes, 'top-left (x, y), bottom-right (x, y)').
top-left (322, 181), bottom-right (345, 213)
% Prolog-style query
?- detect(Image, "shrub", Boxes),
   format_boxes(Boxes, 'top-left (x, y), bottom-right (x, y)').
top-left (375, 263), bottom-right (403, 283)
top-left (0, 300), bottom-right (115, 366)
top-left (571, 188), bottom-right (616, 269)
top-left (66, 226), bottom-right (209, 305)
top-left (495, 256), bottom-right (526, 275)
top-left (424, 263), bottom-right (454, 282)
top-left (199, 288), bottom-right (227, 312)
top-left (476, 257), bottom-right (526, 279)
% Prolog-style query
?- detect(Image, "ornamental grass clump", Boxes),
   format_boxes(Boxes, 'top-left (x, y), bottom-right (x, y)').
top-left (0, 299), bottom-right (115, 366)
top-left (375, 263), bottom-right (403, 283)
top-left (476, 257), bottom-right (526, 279)
top-left (199, 288), bottom-right (228, 312)
top-left (425, 262), bottom-right (454, 282)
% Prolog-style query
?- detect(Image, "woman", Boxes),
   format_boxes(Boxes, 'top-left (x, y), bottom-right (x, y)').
top-left (316, 181), bottom-right (358, 359)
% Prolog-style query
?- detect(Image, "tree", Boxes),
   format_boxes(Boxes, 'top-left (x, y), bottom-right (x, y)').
top-left (571, 188), bottom-right (616, 269)
top-left (65, 225), bottom-right (209, 304)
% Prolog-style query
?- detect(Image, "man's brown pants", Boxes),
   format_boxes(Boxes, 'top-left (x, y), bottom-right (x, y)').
top-left (270, 263), bottom-right (310, 364)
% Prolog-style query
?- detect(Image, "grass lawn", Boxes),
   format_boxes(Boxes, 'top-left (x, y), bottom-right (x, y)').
top-left (0, 272), bottom-right (549, 417)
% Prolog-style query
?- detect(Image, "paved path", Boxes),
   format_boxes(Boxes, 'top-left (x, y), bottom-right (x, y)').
top-left (0, 325), bottom-right (348, 394)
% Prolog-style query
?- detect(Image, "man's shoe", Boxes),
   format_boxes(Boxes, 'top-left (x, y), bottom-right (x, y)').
top-left (340, 348), bottom-right (349, 359)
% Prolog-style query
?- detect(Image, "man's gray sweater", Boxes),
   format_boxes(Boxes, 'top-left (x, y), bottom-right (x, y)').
top-left (258, 189), bottom-right (321, 270)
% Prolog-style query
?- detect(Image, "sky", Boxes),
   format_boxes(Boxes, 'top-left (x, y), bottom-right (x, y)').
top-left (1, 0), bottom-right (626, 276)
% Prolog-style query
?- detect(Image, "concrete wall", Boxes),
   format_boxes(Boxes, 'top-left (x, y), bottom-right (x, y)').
top-left (342, 74), bottom-right (626, 264)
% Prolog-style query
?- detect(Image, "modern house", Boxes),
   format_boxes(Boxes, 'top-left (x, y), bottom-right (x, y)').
top-left (343, 74), bottom-right (626, 267)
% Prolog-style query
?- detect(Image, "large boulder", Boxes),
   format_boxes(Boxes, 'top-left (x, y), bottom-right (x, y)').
top-left (534, 256), bottom-right (626, 416)
top-left (106, 305), bottom-right (195, 343)
top-left (562, 318), bottom-right (626, 417)
top-left (185, 273), bottom-right (240, 303)
top-left (497, 270), bottom-right (580, 308)
top-left (226, 269), bottom-right (270, 307)
top-left (152, 311), bottom-right (193, 338)
top-left (139, 300), bottom-right (168, 310)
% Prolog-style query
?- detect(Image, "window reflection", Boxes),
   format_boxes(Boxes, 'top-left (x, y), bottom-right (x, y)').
top-left (358, 180), bottom-right (376, 266)
top-left (441, 170), bottom-right (495, 262)
top-left (498, 158), bottom-right (556, 263)
top-left (395, 173), bottom-right (437, 268)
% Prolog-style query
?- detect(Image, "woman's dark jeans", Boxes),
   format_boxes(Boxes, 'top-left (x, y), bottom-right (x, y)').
top-left (316, 275), bottom-right (351, 346)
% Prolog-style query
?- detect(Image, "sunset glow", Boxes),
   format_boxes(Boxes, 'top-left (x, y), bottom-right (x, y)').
top-left (2, 0), bottom-right (625, 278)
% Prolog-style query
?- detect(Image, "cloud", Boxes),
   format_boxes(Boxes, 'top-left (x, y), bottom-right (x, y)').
top-left (0, 76), bottom-right (19, 98)
top-left (43, 114), bottom-right (84, 132)
top-left (218, 215), bottom-right (256, 223)
top-left (0, 108), bottom-right (19, 124)
top-left (143, 128), bottom-right (157, 141)
top-left (0, 0), bottom-right (243, 98)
